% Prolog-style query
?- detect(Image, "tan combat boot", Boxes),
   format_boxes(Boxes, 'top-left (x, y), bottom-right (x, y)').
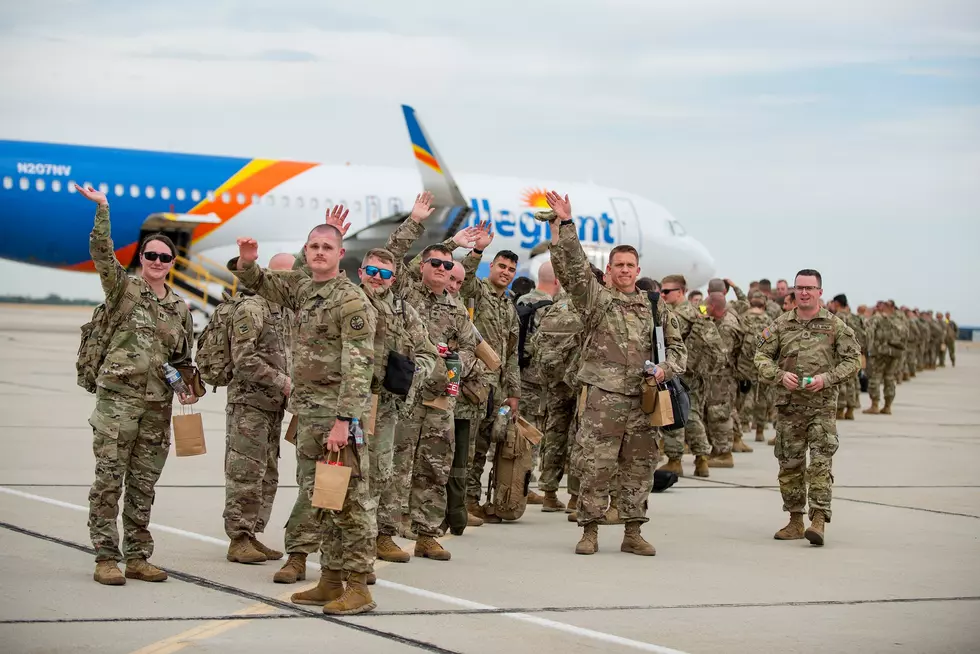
top-left (565, 494), bottom-right (578, 514)
top-left (836, 407), bottom-right (845, 420)
top-left (733, 433), bottom-right (754, 453)
top-left (367, 571), bottom-right (376, 585)
top-left (707, 452), bottom-right (734, 468)
top-left (863, 400), bottom-right (880, 414)
top-left (755, 425), bottom-right (765, 442)
top-left (467, 501), bottom-right (498, 524)
top-left (575, 522), bottom-right (599, 555)
top-left (599, 506), bottom-right (624, 525)
top-left (621, 522), bottom-right (656, 556)
top-left (881, 399), bottom-right (893, 415)
top-left (526, 490), bottom-right (544, 505)
top-left (805, 511), bottom-right (827, 546)
top-left (773, 512), bottom-right (805, 540)
top-left (693, 455), bottom-right (710, 477)
top-left (125, 558), bottom-right (168, 582)
top-left (292, 569), bottom-right (344, 605)
top-left (657, 458), bottom-right (684, 476)
top-left (94, 560), bottom-right (125, 586)
top-left (541, 491), bottom-right (566, 512)
top-left (844, 407), bottom-right (855, 420)
top-left (414, 536), bottom-right (452, 561)
top-left (227, 536), bottom-right (266, 564)
top-left (273, 553), bottom-right (307, 583)
top-left (323, 573), bottom-right (376, 615)
top-left (467, 511), bottom-right (484, 527)
top-left (250, 537), bottom-right (283, 560)
top-left (376, 534), bottom-right (411, 563)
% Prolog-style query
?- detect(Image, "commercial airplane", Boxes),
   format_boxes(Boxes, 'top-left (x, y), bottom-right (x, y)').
top-left (0, 105), bottom-right (715, 317)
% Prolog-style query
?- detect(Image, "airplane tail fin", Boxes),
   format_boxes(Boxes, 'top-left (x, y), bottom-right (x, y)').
top-left (402, 105), bottom-right (467, 207)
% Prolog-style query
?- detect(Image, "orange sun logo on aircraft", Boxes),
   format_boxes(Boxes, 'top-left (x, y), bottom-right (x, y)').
top-left (521, 188), bottom-right (550, 209)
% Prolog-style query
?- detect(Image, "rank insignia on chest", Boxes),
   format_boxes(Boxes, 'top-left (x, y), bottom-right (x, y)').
top-left (237, 322), bottom-right (250, 335)
top-left (350, 315), bottom-right (365, 331)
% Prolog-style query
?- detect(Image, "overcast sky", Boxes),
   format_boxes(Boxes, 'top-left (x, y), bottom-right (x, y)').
top-left (1, 1), bottom-right (978, 323)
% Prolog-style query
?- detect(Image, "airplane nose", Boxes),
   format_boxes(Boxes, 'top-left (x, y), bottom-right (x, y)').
top-left (687, 238), bottom-right (716, 288)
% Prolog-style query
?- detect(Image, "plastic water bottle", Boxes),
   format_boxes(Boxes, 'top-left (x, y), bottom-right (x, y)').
top-left (498, 406), bottom-right (511, 417)
top-left (350, 418), bottom-right (364, 446)
top-left (163, 363), bottom-right (189, 396)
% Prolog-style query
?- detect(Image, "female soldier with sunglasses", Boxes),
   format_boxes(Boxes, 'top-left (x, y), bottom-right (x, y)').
top-left (75, 184), bottom-right (197, 587)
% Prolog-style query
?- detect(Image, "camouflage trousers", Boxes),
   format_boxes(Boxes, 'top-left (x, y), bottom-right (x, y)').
top-left (868, 355), bottom-right (900, 403)
top-left (292, 417), bottom-right (376, 575)
top-left (371, 393), bottom-right (400, 535)
top-left (836, 375), bottom-right (860, 410)
top-left (705, 375), bottom-right (736, 455)
top-left (774, 403), bottom-right (839, 521)
top-left (567, 402), bottom-right (582, 496)
top-left (906, 348), bottom-right (918, 376)
top-left (939, 342), bottom-right (948, 367)
top-left (87, 391), bottom-right (171, 562)
top-left (522, 383), bottom-right (576, 493)
top-left (389, 402), bottom-right (454, 537)
top-left (223, 403), bottom-right (283, 540)
top-left (948, 339), bottom-right (956, 366)
top-left (662, 375), bottom-right (711, 459)
top-left (742, 382), bottom-right (773, 428)
top-left (574, 386), bottom-right (658, 526)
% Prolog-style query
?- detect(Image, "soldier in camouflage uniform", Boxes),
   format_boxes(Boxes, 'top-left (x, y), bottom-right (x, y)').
top-left (657, 274), bottom-right (723, 477)
top-left (902, 308), bottom-right (918, 380)
top-left (232, 223), bottom-right (378, 615)
top-left (931, 310), bottom-right (948, 368)
top-left (755, 269), bottom-right (861, 546)
top-left (758, 279), bottom-right (785, 320)
top-left (544, 192), bottom-right (686, 556)
top-left (77, 185), bottom-right (197, 587)
top-left (864, 301), bottom-right (908, 415)
top-left (828, 294), bottom-right (866, 420)
top-left (382, 216), bottom-right (481, 559)
top-left (739, 292), bottom-right (775, 442)
top-left (224, 253), bottom-right (295, 566)
top-left (522, 267), bottom-right (580, 511)
top-left (945, 312), bottom-right (958, 367)
top-left (705, 291), bottom-right (747, 467)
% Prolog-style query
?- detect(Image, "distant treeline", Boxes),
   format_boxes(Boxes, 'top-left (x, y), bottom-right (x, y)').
top-left (0, 294), bottom-right (99, 306)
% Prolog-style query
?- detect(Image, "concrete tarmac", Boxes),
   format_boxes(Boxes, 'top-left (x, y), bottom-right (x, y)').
top-left (0, 304), bottom-right (978, 654)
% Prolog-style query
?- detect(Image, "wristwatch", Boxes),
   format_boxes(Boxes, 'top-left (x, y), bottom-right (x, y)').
top-left (560, 219), bottom-right (574, 227)
top-left (336, 416), bottom-right (352, 422)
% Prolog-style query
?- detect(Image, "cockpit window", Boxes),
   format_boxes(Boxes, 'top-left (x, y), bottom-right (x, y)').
top-left (668, 220), bottom-right (687, 237)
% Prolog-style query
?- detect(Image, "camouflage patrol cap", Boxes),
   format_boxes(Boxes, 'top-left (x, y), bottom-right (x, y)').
top-left (534, 209), bottom-right (556, 222)
top-left (748, 290), bottom-right (766, 300)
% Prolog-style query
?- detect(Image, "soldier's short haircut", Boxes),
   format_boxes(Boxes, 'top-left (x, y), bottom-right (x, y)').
top-left (590, 264), bottom-right (605, 285)
top-left (777, 278), bottom-right (788, 285)
top-left (795, 268), bottom-right (822, 288)
top-left (307, 224), bottom-right (343, 242)
top-left (661, 274), bottom-right (687, 289)
top-left (688, 290), bottom-right (702, 301)
top-left (493, 249), bottom-right (519, 265)
top-left (636, 277), bottom-right (657, 291)
top-left (609, 245), bottom-right (639, 264)
top-left (511, 276), bottom-right (534, 299)
top-left (362, 248), bottom-right (395, 267)
top-left (139, 233), bottom-right (177, 258)
top-left (833, 293), bottom-right (848, 307)
top-left (758, 278), bottom-right (772, 290)
top-left (421, 243), bottom-right (453, 260)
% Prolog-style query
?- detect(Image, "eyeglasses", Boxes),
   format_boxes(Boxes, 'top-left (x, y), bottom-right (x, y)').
top-left (363, 265), bottom-right (394, 280)
top-left (424, 258), bottom-right (454, 271)
top-left (143, 251), bottom-right (174, 263)
top-left (796, 285), bottom-right (820, 292)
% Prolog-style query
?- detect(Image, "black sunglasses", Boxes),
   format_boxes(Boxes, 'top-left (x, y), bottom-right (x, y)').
top-left (363, 265), bottom-right (394, 280)
top-left (424, 258), bottom-right (454, 271)
top-left (143, 251), bottom-right (174, 264)
top-left (661, 288), bottom-right (682, 295)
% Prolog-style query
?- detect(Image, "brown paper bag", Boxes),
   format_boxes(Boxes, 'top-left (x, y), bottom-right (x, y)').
top-left (284, 414), bottom-right (298, 445)
top-left (423, 396), bottom-right (451, 411)
top-left (312, 452), bottom-right (351, 510)
top-left (173, 409), bottom-right (206, 457)
top-left (366, 394), bottom-right (380, 437)
top-left (474, 340), bottom-right (501, 372)
top-left (516, 416), bottom-right (543, 446)
top-left (649, 387), bottom-right (674, 427)
top-left (641, 378), bottom-right (658, 414)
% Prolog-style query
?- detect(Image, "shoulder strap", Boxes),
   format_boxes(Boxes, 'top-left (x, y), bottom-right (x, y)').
top-left (646, 291), bottom-right (665, 364)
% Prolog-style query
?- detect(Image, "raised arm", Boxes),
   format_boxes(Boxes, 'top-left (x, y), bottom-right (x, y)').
top-left (543, 192), bottom-right (602, 322)
top-left (78, 186), bottom-right (129, 304)
top-left (230, 238), bottom-right (307, 311)
top-left (459, 221), bottom-right (492, 303)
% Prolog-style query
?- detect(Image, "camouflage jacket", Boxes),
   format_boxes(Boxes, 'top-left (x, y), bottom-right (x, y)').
top-left (362, 285), bottom-right (443, 405)
top-left (712, 309), bottom-right (744, 379)
top-left (754, 307), bottom-right (861, 408)
top-left (766, 299), bottom-right (783, 320)
top-left (906, 316), bottom-right (921, 350)
top-left (90, 205), bottom-right (194, 402)
top-left (228, 293), bottom-right (292, 411)
top-left (385, 219), bottom-right (479, 396)
top-left (837, 310), bottom-right (867, 354)
top-left (729, 286), bottom-right (749, 315)
top-left (947, 319), bottom-right (958, 343)
top-left (232, 261), bottom-right (376, 421)
top-left (669, 300), bottom-right (725, 379)
top-left (929, 319), bottom-right (946, 345)
top-left (459, 251), bottom-right (521, 399)
top-left (523, 290), bottom-right (581, 391)
top-left (735, 309), bottom-right (770, 382)
top-left (869, 312), bottom-right (908, 358)
top-left (551, 222), bottom-right (686, 396)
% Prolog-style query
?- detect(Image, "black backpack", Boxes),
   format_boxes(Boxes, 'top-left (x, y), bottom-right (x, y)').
top-left (516, 299), bottom-right (553, 369)
top-left (646, 291), bottom-right (691, 432)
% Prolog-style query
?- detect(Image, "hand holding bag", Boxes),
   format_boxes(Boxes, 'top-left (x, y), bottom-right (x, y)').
top-left (312, 451), bottom-right (351, 510)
